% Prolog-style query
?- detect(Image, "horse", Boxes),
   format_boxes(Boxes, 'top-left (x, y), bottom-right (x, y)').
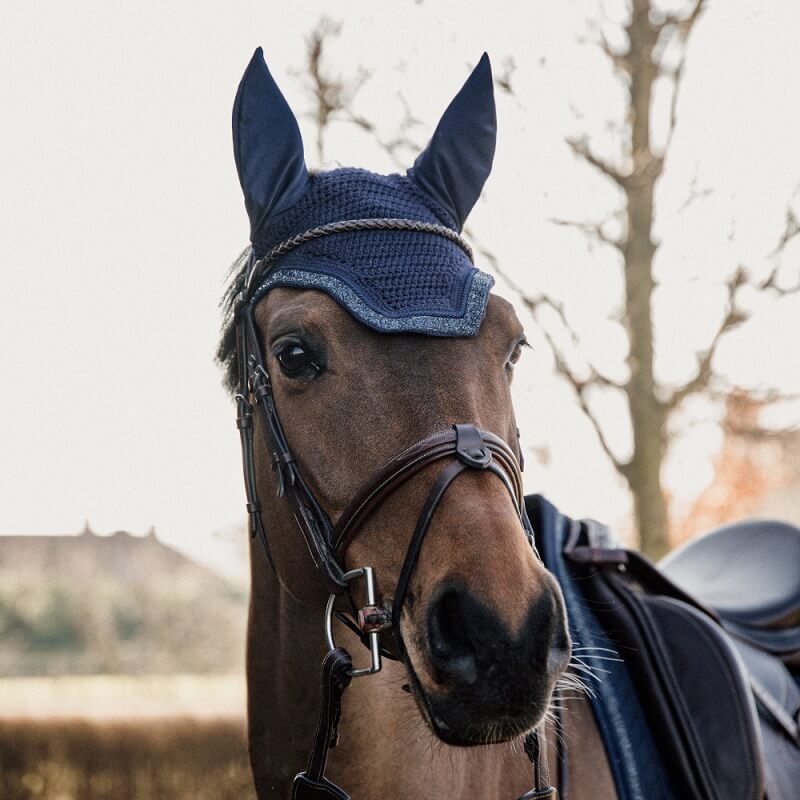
top-left (217, 50), bottom-right (800, 800)
top-left (225, 286), bottom-right (615, 799)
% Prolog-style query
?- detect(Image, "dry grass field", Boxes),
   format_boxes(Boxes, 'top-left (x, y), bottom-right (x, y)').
top-left (0, 676), bottom-right (256, 799)
top-left (0, 717), bottom-right (256, 800)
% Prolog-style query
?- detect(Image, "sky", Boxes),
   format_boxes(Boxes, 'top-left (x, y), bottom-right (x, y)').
top-left (1, 1), bottom-right (798, 572)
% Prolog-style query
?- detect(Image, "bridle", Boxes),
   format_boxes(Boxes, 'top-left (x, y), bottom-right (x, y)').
top-left (231, 218), bottom-right (558, 800)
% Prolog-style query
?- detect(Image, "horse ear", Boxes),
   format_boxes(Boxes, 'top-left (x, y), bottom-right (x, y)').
top-left (408, 53), bottom-right (496, 231)
top-left (232, 48), bottom-right (309, 242)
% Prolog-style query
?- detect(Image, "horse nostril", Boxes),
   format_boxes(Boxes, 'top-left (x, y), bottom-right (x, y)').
top-left (427, 587), bottom-right (479, 685)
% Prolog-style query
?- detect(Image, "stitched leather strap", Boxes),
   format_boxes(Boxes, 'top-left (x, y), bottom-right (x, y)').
top-left (293, 648), bottom-right (353, 800)
top-left (391, 459), bottom-right (469, 656)
top-left (333, 427), bottom-right (523, 558)
top-left (389, 425), bottom-right (527, 658)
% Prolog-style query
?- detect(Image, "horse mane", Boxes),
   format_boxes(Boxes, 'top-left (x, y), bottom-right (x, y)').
top-left (216, 246), bottom-right (254, 396)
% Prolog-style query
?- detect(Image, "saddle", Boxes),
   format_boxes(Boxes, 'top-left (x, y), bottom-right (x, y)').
top-left (530, 496), bottom-right (800, 800)
top-left (660, 520), bottom-right (800, 667)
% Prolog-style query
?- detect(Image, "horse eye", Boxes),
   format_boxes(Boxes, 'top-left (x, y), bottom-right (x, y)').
top-left (274, 342), bottom-right (320, 379)
top-left (506, 337), bottom-right (529, 373)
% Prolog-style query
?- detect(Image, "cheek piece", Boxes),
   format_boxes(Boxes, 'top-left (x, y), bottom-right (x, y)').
top-left (233, 228), bottom-right (554, 800)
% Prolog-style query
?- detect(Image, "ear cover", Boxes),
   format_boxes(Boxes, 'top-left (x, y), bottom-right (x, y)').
top-left (232, 47), bottom-right (310, 244)
top-left (408, 53), bottom-right (496, 231)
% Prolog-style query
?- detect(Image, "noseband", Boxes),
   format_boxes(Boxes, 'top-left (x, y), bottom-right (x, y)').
top-left (232, 218), bottom-right (556, 800)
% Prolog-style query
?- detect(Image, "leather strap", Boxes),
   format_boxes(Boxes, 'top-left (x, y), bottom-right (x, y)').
top-left (522, 729), bottom-right (559, 800)
top-left (517, 789), bottom-right (558, 800)
top-left (293, 648), bottom-right (353, 800)
top-left (391, 459), bottom-right (469, 655)
top-left (242, 304), bottom-right (346, 593)
top-left (299, 443), bottom-right (554, 800)
top-left (333, 428), bottom-right (523, 558)
top-left (554, 689), bottom-right (569, 798)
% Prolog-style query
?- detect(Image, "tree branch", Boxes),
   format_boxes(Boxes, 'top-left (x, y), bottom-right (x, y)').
top-left (767, 196), bottom-right (800, 258)
top-left (495, 56), bottom-right (517, 95)
top-left (541, 324), bottom-right (633, 478)
top-left (659, 0), bottom-right (709, 34)
top-left (566, 137), bottom-right (628, 187)
top-left (302, 18), bottom-right (370, 162)
top-left (341, 104), bottom-right (422, 168)
top-left (659, 1), bottom-right (708, 153)
top-left (665, 266), bottom-right (748, 410)
top-left (581, 28), bottom-right (630, 76)
top-left (549, 217), bottom-right (625, 252)
top-left (666, 181), bottom-right (800, 410)
top-left (757, 260), bottom-right (800, 297)
top-left (677, 167), bottom-right (713, 213)
top-left (476, 241), bottom-right (631, 476)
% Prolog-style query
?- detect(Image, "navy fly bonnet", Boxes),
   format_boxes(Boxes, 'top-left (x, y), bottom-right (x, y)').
top-left (232, 48), bottom-right (497, 336)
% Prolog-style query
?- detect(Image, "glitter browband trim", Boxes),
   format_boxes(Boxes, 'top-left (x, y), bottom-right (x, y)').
top-left (251, 269), bottom-right (493, 337)
top-left (243, 217), bottom-right (475, 298)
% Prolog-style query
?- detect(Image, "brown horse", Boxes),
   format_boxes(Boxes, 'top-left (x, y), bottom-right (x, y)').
top-left (219, 50), bottom-right (619, 799)
top-left (234, 290), bottom-right (616, 799)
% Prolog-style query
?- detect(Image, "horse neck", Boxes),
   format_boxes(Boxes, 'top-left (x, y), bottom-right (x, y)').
top-left (246, 542), bottom-right (535, 799)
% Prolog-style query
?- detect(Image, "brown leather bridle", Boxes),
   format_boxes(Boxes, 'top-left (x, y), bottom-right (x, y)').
top-left (231, 218), bottom-right (557, 800)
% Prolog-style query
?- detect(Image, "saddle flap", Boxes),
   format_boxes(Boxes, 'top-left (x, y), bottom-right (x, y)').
top-left (733, 638), bottom-right (800, 800)
top-left (585, 563), bottom-right (765, 800)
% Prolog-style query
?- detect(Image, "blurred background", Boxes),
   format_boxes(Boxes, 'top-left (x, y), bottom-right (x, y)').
top-left (1, 0), bottom-right (798, 797)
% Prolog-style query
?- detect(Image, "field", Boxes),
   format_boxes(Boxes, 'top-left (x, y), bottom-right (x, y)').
top-left (0, 676), bottom-right (256, 800)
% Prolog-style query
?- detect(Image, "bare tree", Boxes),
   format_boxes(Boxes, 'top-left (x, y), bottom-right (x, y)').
top-left (484, 0), bottom-right (800, 557)
top-left (297, 6), bottom-right (800, 558)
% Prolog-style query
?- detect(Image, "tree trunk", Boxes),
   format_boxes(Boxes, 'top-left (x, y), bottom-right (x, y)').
top-left (622, 0), bottom-right (670, 558)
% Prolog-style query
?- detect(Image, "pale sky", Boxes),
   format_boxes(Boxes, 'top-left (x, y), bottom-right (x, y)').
top-left (1, 1), bottom-right (798, 572)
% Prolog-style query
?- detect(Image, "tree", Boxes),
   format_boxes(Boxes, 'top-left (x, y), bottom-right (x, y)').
top-left (297, 5), bottom-right (800, 558)
top-left (505, 0), bottom-right (800, 558)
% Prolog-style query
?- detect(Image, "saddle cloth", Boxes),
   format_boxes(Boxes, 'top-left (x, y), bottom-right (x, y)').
top-left (529, 495), bottom-right (800, 800)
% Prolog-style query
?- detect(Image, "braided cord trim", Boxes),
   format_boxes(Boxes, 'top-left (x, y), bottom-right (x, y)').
top-left (244, 218), bottom-right (474, 296)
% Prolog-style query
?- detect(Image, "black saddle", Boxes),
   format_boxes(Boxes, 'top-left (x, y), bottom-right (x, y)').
top-left (541, 503), bottom-right (800, 800)
top-left (660, 519), bottom-right (800, 665)
top-left (658, 519), bottom-right (800, 799)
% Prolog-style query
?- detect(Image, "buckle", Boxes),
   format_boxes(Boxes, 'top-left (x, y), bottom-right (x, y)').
top-left (248, 362), bottom-right (271, 399)
top-left (325, 567), bottom-right (383, 678)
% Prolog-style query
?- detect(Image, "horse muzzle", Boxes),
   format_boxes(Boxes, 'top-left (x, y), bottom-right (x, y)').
top-left (409, 577), bottom-right (571, 746)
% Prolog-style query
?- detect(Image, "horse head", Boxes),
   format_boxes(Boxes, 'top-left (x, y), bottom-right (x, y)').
top-left (219, 49), bottom-right (570, 750)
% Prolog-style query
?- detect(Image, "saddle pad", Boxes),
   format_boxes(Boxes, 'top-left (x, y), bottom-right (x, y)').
top-left (529, 495), bottom-right (766, 800)
top-left (529, 495), bottom-right (678, 800)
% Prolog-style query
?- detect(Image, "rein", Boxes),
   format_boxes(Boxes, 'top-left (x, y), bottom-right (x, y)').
top-left (232, 218), bottom-right (557, 800)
